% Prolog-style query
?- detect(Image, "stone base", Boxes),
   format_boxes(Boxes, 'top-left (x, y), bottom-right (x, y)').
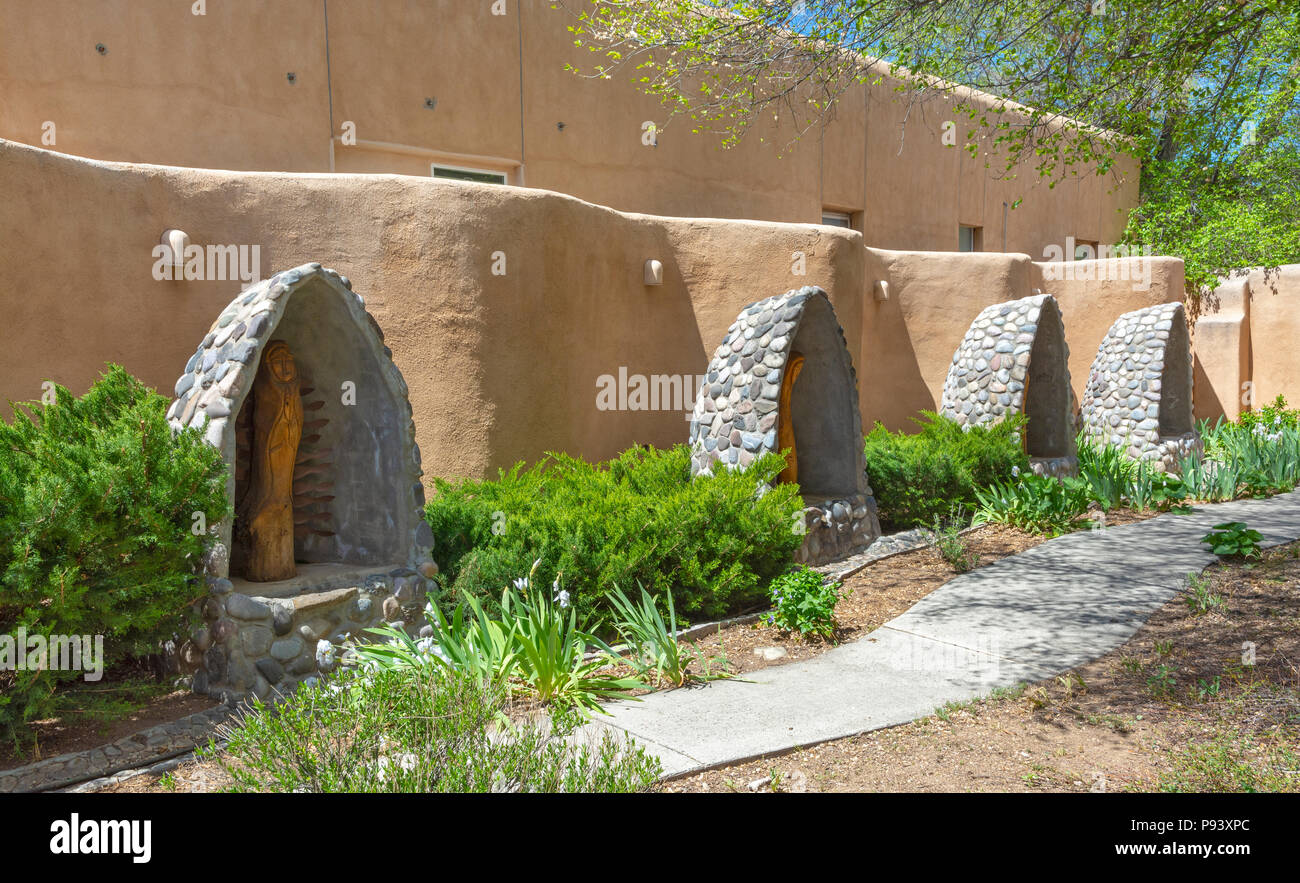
top-left (1149, 433), bottom-right (1202, 473)
top-left (191, 566), bottom-right (432, 703)
top-left (793, 492), bottom-right (882, 566)
top-left (1030, 455), bottom-right (1079, 478)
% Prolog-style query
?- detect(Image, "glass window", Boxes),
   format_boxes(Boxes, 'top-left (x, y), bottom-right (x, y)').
top-left (432, 165), bottom-right (508, 185)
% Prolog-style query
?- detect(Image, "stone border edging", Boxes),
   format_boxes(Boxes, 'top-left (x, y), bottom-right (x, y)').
top-left (0, 704), bottom-right (237, 794)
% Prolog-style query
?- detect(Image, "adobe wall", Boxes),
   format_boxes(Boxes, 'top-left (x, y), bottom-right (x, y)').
top-left (0, 0), bottom-right (1136, 255)
top-left (0, 138), bottom-right (858, 479)
top-left (857, 250), bottom-right (1186, 430)
top-left (1030, 256), bottom-right (1187, 407)
top-left (1243, 265), bottom-right (1300, 413)
top-left (6, 138), bottom-right (1287, 482)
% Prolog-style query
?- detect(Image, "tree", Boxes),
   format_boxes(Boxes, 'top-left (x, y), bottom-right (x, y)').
top-left (562, 1), bottom-right (1299, 293)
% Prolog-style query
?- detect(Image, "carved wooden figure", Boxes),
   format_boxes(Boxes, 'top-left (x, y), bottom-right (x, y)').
top-left (239, 340), bottom-right (303, 581)
top-left (777, 351), bottom-right (805, 485)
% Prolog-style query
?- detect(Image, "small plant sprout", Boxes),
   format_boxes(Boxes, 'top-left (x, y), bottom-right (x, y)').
top-left (1184, 573), bottom-right (1226, 615)
top-left (767, 567), bottom-right (845, 640)
top-left (1201, 521), bottom-right (1264, 559)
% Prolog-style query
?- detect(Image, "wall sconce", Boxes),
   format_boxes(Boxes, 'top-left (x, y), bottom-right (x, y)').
top-left (873, 280), bottom-right (890, 302)
top-left (644, 259), bottom-right (664, 286)
top-left (161, 228), bottom-right (189, 273)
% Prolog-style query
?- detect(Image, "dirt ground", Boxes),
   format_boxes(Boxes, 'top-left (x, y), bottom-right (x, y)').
top-left (679, 523), bottom-right (1045, 678)
top-left (666, 542), bottom-right (1300, 793)
top-left (1, 664), bottom-right (217, 772)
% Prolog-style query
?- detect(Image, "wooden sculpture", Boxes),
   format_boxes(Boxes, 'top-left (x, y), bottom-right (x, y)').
top-left (239, 340), bottom-right (303, 581)
top-left (777, 351), bottom-right (805, 484)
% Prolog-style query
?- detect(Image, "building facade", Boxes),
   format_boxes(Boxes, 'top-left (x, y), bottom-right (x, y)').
top-left (0, 0), bottom-right (1137, 255)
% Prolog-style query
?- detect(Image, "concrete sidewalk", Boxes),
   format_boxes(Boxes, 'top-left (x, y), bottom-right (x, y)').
top-left (593, 490), bottom-right (1300, 778)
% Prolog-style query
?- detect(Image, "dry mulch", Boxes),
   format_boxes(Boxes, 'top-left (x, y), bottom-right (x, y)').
top-left (1, 670), bottom-right (218, 773)
top-left (678, 523), bottom-right (1046, 678)
top-left (666, 542), bottom-right (1300, 793)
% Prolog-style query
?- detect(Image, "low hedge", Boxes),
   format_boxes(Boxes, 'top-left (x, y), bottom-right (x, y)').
top-left (0, 366), bottom-right (229, 744)
top-left (424, 445), bottom-right (804, 627)
top-left (863, 411), bottom-right (1028, 529)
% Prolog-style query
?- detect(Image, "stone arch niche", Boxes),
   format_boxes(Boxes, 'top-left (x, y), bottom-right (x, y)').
top-left (940, 293), bottom-right (1078, 476)
top-left (688, 286), bottom-right (881, 565)
top-left (167, 263), bottom-right (437, 702)
top-left (1080, 302), bottom-right (1202, 472)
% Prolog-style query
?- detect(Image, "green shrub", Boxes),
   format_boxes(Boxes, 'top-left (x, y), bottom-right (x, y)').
top-left (1238, 394), bottom-right (1300, 433)
top-left (209, 666), bottom-right (661, 793)
top-left (767, 566), bottom-right (844, 639)
top-left (0, 366), bottom-right (229, 743)
top-left (863, 411), bottom-right (1028, 529)
top-left (972, 473), bottom-right (1091, 536)
top-left (423, 446), bottom-right (803, 628)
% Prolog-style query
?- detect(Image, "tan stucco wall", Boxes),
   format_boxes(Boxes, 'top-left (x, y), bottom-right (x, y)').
top-left (1243, 265), bottom-right (1300, 413)
top-left (7, 137), bottom-right (1294, 481)
top-left (855, 251), bottom-right (1186, 430)
top-left (1030, 257), bottom-right (1187, 406)
top-left (0, 0), bottom-right (1136, 257)
top-left (1193, 276), bottom-right (1251, 423)
top-left (0, 138), bottom-right (859, 478)
top-left (860, 248), bottom-right (1034, 430)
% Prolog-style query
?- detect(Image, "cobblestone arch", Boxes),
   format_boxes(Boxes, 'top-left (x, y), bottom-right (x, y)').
top-left (166, 264), bottom-right (439, 703)
top-left (939, 293), bottom-right (1078, 476)
top-left (1080, 302), bottom-right (1201, 472)
top-left (688, 286), bottom-right (881, 564)
top-left (167, 262), bottom-right (432, 578)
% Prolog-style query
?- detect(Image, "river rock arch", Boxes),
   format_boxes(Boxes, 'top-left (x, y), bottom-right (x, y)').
top-left (1081, 302), bottom-right (1201, 471)
top-left (940, 293), bottom-right (1078, 476)
top-left (688, 286), bottom-right (881, 565)
top-left (167, 263), bottom-right (436, 701)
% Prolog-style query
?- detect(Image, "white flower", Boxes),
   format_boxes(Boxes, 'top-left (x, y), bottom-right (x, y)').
top-left (512, 576), bottom-right (530, 592)
top-left (315, 639), bottom-right (336, 668)
top-left (1011, 465), bottom-right (1021, 477)
top-left (373, 752), bottom-right (419, 785)
top-left (555, 588), bottom-right (571, 609)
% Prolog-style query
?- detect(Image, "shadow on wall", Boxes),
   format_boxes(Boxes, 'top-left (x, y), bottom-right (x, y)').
top-left (860, 286), bottom-right (935, 431)
top-left (788, 295), bottom-right (863, 496)
top-left (475, 217), bottom-right (710, 467)
top-left (1193, 353), bottom-right (1225, 424)
top-left (1025, 301), bottom-right (1071, 459)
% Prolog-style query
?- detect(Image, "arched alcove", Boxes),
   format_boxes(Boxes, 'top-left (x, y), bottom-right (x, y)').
top-left (1024, 299), bottom-right (1072, 459)
top-left (940, 293), bottom-right (1077, 476)
top-left (689, 286), bottom-right (880, 564)
top-left (1081, 302), bottom-right (1201, 471)
top-left (1159, 317), bottom-right (1194, 437)
top-left (166, 263), bottom-right (436, 701)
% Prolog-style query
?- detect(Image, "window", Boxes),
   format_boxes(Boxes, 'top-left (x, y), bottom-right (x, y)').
top-left (432, 164), bottom-right (508, 185)
top-left (958, 225), bottom-right (983, 252)
top-left (821, 210), bottom-right (853, 229)
top-left (1074, 239), bottom-right (1099, 260)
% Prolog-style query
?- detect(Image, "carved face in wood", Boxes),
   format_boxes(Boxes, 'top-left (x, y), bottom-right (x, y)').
top-left (264, 340), bottom-right (297, 384)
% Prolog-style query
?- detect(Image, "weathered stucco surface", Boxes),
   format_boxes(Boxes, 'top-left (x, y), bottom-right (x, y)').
top-left (0, 139), bottom-right (1290, 479)
top-left (0, 0), bottom-right (1136, 256)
